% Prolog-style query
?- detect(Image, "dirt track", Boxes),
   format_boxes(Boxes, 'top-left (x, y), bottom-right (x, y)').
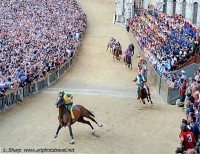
top-left (0, 0), bottom-right (183, 153)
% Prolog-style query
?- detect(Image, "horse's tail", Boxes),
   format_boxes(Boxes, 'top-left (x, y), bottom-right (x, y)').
top-left (76, 105), bottom-right (95, 118)
top-left (87, 109), bottom-right (95, 118)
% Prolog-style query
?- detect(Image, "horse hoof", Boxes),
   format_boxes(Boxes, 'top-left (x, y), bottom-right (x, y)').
top-left (97, 123), bottom-right (103, 127)
top-left (92, 129), bottom-right (95, 134)
top-left (70, 140), bottom-right (75, 144)
top-left (54, 134), bottom-right (57, 138)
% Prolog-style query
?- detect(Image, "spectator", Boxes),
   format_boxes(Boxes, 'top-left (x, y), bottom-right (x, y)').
top-left (181, 70), bottom-right (188, 81)
top-left (0, 0), bottom-right (87, 95)
top-left (179, 80), bottom-right (187, 107)
top-left (185, 97), bottom-right (194, 116)
top-left (179, 123), bottom-right (195, 152)
top-left (184, 83), bottom-right (192, 109)
top-left (167, 78), bottom-right (176, 89)
top-left (188, 115), bottom-right (199, 142)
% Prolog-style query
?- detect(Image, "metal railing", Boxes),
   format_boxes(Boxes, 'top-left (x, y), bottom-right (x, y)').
top-left (0, 43), bottom-right (81, 111)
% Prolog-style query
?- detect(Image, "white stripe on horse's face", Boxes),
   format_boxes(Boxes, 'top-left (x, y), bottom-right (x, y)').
top-left (55, 95), bottom-right (63, 107)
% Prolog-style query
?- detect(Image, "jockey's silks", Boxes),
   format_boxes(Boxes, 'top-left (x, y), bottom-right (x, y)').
top-left (63, 93), bottom-right (73, 104)
top-left (63, 93), bottom-right (75, 120)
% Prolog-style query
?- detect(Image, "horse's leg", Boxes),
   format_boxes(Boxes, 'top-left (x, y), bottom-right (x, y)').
top-left (147, 96), bottom-right (149, 102)
top-left (54, 125), bottom-right (63, 138)
top-left (78, 116), bottom-right (95, 134)
top-left (149, 95), bottom-right (153, 104)
top-left (142, 99), bottom-right (146, 105)
top-left (69, 125), bottom-right (75, 144)
top-left (124, 57), bottom-right (126, 66)
top-left (84, 114), bottom-right (103, 127)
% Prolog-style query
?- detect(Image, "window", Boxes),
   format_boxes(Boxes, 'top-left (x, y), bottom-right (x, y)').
top-left (182, 0), bottom-right (186, 18)
top-left (172, 0), bottom-right (176, 17)
top-left (163, 0), bottom-right (167, 13)
top-left (192, 2), bottom-right (198, 24)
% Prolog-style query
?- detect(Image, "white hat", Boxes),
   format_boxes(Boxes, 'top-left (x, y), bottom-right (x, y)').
top-left (181, 70), bottom-right (185, 73)
top-left (138, 55), bottom-right (140, 57)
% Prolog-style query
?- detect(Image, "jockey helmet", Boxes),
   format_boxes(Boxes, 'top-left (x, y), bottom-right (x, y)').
top-left (66, 93), bottom-right (72, 97)
top-left (63, 92), bottom-right (73, 101)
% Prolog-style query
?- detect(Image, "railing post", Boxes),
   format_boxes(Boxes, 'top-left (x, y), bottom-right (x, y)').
top-left (47, 76), bottom-right (50, 86)
top-left (57, 69), bottom-right (60, 79)
top-left (35, 82), bottom-right (39, 93)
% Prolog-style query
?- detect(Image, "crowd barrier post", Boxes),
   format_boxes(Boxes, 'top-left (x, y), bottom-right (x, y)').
top-left (0, 97), bottom-right (4, 110)
top-left (35, 82), bottom-right (39, 93)
top-left (47, 76), bottom-right (50, 86)
top-left (57, 69), bottom-right (60, 79)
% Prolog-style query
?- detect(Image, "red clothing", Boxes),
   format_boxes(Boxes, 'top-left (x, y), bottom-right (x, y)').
top-left (180, 131), bottom-right (195, 150)
top-left (180, 83), bottom-right (187, 95)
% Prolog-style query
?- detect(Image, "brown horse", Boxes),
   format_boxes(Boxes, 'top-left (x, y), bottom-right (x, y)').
top-left (113, 49), bottom-right (120, 61)
top-left (139, 83), bottom-right (153, 105)
top-left (54, 91), bottom-right (103, 144)
top-left (124, 55), bottom-right (132, 69)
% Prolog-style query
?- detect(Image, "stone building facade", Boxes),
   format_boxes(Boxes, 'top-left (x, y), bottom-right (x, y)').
top-left (115, 0), bottom-right (135, 24)
top-left (115, 0), bottom-right (200, 28)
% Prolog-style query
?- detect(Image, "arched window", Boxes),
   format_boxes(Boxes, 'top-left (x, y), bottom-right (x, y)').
top-left (192, 2), bottom-right (198, 24)
top-left (139, 0), bottom-right (144, 10)
top-left (163, 0), bottom-right (167, 13)
top-left (134, 0), bottom-right (137, 13)
top-left (172, 0), bottom-right (176, 17)
top-left (182, 0), bottom-right (186, 18)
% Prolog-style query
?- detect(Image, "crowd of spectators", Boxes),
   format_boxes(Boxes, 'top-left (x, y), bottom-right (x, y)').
top-left (127, 5), bottom-right (200, 153)
top-left (128, 5), bottom-right (200, 84)
top-left (172, 68), bottom-right (200, 153)
top-left (0, 0), bottom-right (87, 97)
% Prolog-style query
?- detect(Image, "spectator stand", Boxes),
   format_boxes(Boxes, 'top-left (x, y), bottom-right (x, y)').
top-left (131, 32), bottom-right (200, 105)
top-left (0, 38), bottom-right (82, 112)
top-left (0, 0), bottom-right (86, 111)
top-left (128, 5), bottom-right (200, 104)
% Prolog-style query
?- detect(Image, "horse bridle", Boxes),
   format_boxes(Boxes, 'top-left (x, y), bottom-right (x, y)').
top-left (56, 93), bottom-right (66, 108)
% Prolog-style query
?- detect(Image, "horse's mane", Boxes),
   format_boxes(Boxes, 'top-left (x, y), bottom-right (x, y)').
top-left (58, 91), bottom-right (69, 114)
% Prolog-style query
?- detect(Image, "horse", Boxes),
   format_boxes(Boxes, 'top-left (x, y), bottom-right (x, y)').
top-left (54, 91), bottom-right (103, 144)
top-left (128, 43), bottom-right (134, 56)
top-left (139, 83), bottom-right (153, 105)
top-left (124, 55), bottom-right (132, 69)
top-left (113, 49), bottom-right (121, 61)
top-left (106, 37), bottom-right (115, 52)
top-left (107, 41), bottom-right (113, 52)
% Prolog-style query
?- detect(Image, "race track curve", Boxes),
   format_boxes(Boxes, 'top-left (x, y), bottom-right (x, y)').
top-left (0, 0), bottom-right (183, 153)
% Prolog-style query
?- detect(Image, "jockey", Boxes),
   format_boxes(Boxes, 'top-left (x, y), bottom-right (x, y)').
top-left (133, 73), bottom-right (148, 100)
top-left (124, 48), bottom-right (131, 62)
top-left (137, 55), bottom-right (142, 65)
top-left (138, 63), bottom-right (143, 72)
top-left (63, 92), bottom-right (76, 122)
